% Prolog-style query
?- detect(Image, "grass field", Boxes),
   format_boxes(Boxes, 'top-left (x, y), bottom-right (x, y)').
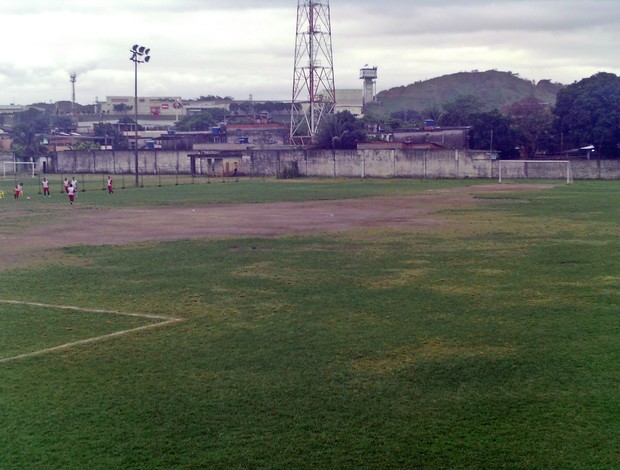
top-left (0, 176), bottom-right (619, 468)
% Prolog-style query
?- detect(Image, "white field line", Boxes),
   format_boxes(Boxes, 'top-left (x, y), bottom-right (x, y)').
top-left (0, 299), bottom-right (184, 364)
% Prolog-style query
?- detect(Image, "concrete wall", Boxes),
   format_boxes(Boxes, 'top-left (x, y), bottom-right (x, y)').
top-left (571, 159), bottom-right (620, 179)
top-left (51, 150), bottom-right (190, 175)
top-left (49, 148), bottom-right (620, 180)
top-left (273, 149), bottom-right (497, 179)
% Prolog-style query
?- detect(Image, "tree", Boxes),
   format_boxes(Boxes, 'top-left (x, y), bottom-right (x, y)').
top-left (386, 118), bottom-right (403, 131)
top-left (421, 104), bottom-right (443, 123)
top-left (438, 95), bottom-right (484, 126)
top-left (174, 110), bottom-right (223, 131)
top-left (469, 110), bottom-right (520, 158)
top-left (506, 97), bottom-right (556, 157)
top-left (229, 102), bottom-right (254, 114)
top-left (197, 95), bottom-right (226, 101)
top-left (10, 108), bottom-right (50, 161)
top-left (93, 122), bottom-right (129, 150)
top-left (315, 111), bottom-right (367, 149)
top-left (51, 115), bottom-right (74, 133)
top-left (554, 72), bottom-right (620, 158)
top-left (389, 108), bottom-right (422, 128)
top-left (255, 101), bottom-right (290, 113)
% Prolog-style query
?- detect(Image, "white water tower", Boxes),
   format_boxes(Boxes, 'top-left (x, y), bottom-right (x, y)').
top-left (360, 66), bottom-right (377, 106)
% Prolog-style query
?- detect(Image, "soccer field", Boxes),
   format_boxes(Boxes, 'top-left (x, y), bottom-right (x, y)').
top-left (0, 178), bottom-right (618, 468)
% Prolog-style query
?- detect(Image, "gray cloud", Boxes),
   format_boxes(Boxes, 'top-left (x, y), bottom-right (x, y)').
top-left (0, 0), bottom-right (618, 104)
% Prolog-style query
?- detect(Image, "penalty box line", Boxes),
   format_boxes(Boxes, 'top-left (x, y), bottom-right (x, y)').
top-left (0, 299), bottom-right (185, 365)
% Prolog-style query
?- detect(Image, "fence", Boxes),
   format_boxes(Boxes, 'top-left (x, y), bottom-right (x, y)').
top-left (0, 173), bottom-right (247, 196)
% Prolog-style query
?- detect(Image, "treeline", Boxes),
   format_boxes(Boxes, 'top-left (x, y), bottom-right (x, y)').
top-left (318, 72), bottom-right (620, 158)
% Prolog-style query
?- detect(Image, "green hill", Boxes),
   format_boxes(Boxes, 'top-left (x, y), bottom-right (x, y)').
top-left (372, 70), bottom-right (564, 118)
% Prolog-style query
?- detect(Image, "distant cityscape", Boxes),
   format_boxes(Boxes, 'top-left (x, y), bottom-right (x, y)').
top-left (0, 84), bottom-right (370, 135)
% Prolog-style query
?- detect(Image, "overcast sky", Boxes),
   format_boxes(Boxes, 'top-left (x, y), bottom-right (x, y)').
top-left (0, 0), bottom-right (618, 105)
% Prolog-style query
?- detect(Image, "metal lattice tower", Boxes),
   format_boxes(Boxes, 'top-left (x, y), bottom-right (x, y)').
top-left (290, 0), bottom-right (336, 145)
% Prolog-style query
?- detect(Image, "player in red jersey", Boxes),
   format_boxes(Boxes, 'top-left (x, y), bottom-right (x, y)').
top-left (42, 178), bottom-right (51, 197)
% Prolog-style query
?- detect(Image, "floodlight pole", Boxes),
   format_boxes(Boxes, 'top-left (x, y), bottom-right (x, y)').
top-left (129, 44), bottom-right (150, 188)
top-left (134, 58), bottom-right (139, 187)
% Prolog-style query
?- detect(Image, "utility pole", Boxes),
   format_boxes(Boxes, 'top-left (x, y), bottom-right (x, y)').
top-left (70, 72), bottom-right (77, 131)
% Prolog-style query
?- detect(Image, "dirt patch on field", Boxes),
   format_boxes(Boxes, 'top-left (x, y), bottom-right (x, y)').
top-left (0, 183), bottom-right (551, 271)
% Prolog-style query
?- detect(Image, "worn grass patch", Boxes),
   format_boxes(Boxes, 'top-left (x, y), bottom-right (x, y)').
top-left (351, 341), bottom-right (516, 375)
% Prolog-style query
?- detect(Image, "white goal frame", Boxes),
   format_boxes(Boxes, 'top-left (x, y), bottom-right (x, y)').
top-left (498, 160), bottom-right (573, 185)
top-left (2, 161), bottom-right (36, 178)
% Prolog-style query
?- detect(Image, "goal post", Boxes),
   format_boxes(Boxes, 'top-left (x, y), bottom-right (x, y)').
top-left (2, 161), bottom-right (36, 179)
top-left (498, 160), bottom-right (573, 185)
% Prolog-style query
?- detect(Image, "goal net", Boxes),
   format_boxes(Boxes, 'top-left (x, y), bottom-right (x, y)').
top-left (2, 161), bottom-right (36, 179)
top-left (498, 160), bottom-right (573, 184)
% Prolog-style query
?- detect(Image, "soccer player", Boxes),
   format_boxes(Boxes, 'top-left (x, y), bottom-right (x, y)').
top-left (107, 176), bottom-right (114, 194)
top-left (64, 178), bottom-right (69, 194)
top-left (42, 178), bottom-right (51, 197)
top-left (67, 183), bottom-right (76, 205)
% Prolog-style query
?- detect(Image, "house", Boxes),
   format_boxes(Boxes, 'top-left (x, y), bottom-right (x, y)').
top-left (360, 126), bottom-right (470, 150)
top-left (224, 123), bottom-right (289, 145)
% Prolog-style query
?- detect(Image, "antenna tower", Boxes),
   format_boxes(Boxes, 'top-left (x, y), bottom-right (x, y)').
top-left (290, 0), bottom-right (336, 145)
